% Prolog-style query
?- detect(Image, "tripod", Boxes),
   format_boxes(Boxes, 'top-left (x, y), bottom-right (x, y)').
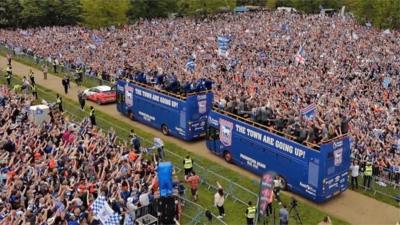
top-left (288, 204), bottom-right (303, 225)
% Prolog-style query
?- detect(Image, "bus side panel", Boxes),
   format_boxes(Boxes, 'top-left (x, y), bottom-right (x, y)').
top-left (132, 94), bottom-right (182, 139)
top-left (230, 131), bottom-right (314, 200)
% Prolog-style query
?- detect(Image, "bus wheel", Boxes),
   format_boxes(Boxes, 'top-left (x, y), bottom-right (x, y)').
top-left (161, 124), bottom-right (169, 136)
top-left (223, 151), bottom-right (232, 163)
top-left (127, 111), bottom-right (134, 120)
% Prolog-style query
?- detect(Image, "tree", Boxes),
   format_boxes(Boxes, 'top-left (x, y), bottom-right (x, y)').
top-left (0, 0), bottom-right (23, 28)
top-left (128, 0), bottom-right (178, 20)
top-left (81, 0), bottom-right (129, 28)
top-left (19, 0), bottom-right (81, 27)
top-left (177, 0), bottom-right (236, 16)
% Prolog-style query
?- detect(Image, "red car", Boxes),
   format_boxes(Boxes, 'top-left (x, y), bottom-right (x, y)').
top-left (83, 85), bottom-right (116, 104)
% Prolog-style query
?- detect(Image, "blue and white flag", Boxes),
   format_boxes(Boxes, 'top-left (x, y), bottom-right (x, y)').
top-left (217, 36), bottom-right (231, 57)
top-left (281, 22), bottom-right (290, 32)
top-left (382, 77), bottom-right (391, 89)
top-left (91, 34), bottom-right (103, 45)
top-left (295, 44), bottom-right (306, 65)
top-left (259, 50), bottom-right (267, 61)
top-left (301, 103), bottom-right (316, 120)
top-left (186, 57), bottom-right (195, 73)
top-left (92, 196), bottom-right (121, 225)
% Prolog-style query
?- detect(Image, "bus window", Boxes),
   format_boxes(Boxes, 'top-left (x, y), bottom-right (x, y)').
top-left (117, 92), bottom-right (125, 104)
top-left (206, 126), bottom-right (219, 140)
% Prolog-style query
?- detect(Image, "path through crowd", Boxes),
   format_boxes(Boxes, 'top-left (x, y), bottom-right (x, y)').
top-left (1, 56), bottom-right (399, 225)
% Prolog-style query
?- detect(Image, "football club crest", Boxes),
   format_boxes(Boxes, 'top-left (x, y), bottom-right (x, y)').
top-left (219, 118), bottom-right (233, 146)
top-left (125, 85), bottom-right (134, 107)
top-left (198, 100), bottom-right (207, 114)
top-left (334, 148), bottom-right (343, 166)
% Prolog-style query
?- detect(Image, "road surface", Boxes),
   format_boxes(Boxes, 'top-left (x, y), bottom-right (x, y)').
top-left (2, 56), bottom-right (399, 225)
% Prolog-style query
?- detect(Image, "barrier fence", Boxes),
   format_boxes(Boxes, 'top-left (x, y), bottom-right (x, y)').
top-left (0, 73), bottom-right (259, 223)
top-left (2, 43), bottom-right (398, 210)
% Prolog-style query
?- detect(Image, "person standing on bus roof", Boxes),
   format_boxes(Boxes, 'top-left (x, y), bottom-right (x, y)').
top-left (89, 106), bottom-right (96, 126)
top-left (245, 201), bottom-right (256, 225)
top-left (183, 155), bottom-right (193, 178)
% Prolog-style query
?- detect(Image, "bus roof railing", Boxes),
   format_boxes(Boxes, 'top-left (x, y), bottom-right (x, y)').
top-left (122, 79), bottom-right (212, 100)
top-left (212, 106), bottom-right (328, 150)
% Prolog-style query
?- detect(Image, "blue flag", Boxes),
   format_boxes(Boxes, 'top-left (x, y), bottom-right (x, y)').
top-left (281, 22), bottom-right (290, 32)
top-left (186, 57), bottom-right (195, 73)
top-left (301, 103), bottom-right (316, 120)
top-left (382, 77), bottom-right (391, 89)
top-left (217, 36), bottom-right (231, 57)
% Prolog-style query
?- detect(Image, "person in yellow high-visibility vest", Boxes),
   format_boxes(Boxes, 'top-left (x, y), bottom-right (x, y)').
top-left (5, 66), bottom-right (12, 86)
top-left (363, 161), bottom-right (373, 188)
top-left (183, 155), bottom-right (193, 177)
top-left (245, 201), bottom-right (256, 225)
top-left (89, 106), bottom-right (96, 126)
top-left (31, 84), bottom-right (38, 100)
top-left (56, 94), bottom-right (63, 112)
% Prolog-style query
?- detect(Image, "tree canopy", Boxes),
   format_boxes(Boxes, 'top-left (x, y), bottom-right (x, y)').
top-left (0, 0), bottom-right (398, 29)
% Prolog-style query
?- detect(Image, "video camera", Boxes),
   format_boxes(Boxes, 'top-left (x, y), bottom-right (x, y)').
top-left (290, 197), bottom-right (298, 208)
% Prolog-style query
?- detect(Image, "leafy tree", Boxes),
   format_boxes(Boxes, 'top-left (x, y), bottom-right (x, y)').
top-left (128, 0), bottom-right (178, 20)
top-left (81, 0), bottom-right (129, 28)
top-left (19, 0), bottom-right (81, 27)
top-left (0, 0), bottom-right (23, 28)
top-left (178, 0), bottom-right (236, 16)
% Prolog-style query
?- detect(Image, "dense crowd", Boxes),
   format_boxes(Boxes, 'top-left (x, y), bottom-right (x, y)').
top-left (0, 89), bottom-right (186, 225)
top-left (0, 10), bottom-right (399, 181)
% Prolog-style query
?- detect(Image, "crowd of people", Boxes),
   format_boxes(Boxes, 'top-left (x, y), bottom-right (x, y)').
top-left (0, 88), bottom-right (188, 225)
top-left (0, 10), bottom-right (399, 182)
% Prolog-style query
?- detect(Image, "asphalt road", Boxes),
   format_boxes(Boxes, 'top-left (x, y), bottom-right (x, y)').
top-left (2, 56), bottom-right (399, 225)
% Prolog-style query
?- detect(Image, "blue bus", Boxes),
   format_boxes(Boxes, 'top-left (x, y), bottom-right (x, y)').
top-left (206, 108), bottom-right (351, 202)
top-left (116, 79), bottom-right (213, 141)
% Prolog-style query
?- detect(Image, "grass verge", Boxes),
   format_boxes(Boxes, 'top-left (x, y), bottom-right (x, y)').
top-left (1, 67), bottom-right (350, 224)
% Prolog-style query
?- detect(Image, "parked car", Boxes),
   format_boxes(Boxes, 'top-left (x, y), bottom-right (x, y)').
top-left (83, 85), bottom-right (116, 104)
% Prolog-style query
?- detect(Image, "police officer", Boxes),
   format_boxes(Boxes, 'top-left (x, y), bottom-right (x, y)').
top-left (52, 58), bottom-right (58, 73)
top-left (89, 106), bottom-right (96, 126)
top-left (78, 90), bottom-right (86, 110)
top-left (245, 201), bottom-right (256, 225)
top-left (363, 161), bottom-right (373, 188)
top-left (62, 76), bottom-right (70, 94)
top-left (5, 66), bottom-right (12, 86)
top-left (183, 155), bottom-right (193, 178)
top-left (29, 69), bottom-right (35, 85)
top-left (56, 94), bottom-right (63, 112)
top-left (31, 84), bottom-right (38, 100)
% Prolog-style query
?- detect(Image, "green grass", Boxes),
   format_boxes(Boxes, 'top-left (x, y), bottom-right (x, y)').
top-left (2, 47), bottom-right (399, 209)
top-left (350, 177), bottom-right (400, 207)
top-left (1, 61), bottom-right (351, 224)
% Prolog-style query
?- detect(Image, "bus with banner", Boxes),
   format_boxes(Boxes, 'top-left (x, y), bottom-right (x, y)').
top-left (206, 108), bottom-right (351, 203)
top-left (116, 79), bottom-right (213, 141)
